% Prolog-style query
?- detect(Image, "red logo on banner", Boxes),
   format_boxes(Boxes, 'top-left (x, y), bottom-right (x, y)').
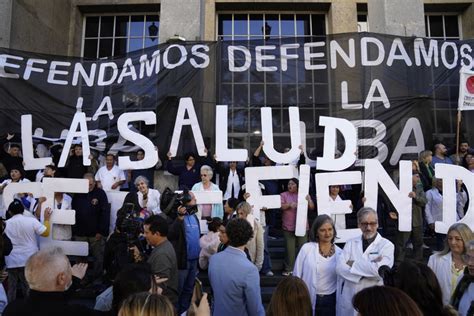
top-left (467, 76), bottom-right (474, 94)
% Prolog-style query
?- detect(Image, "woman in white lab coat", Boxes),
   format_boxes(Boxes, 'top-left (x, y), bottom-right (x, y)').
top-left (428, 222), bottom-right (473, 305)
top-left (294, 214), bottom-right (342, 316)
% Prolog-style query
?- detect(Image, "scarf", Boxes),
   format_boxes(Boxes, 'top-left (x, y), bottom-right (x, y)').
top-left (451, 267), bottom-right (474, 310)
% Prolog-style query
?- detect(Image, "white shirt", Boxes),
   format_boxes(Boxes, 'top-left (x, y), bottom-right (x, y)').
top-left (95, 165), bottom-right (126, 191)
top-left (425, 188), bottom-right (443, 224)
top-left (223, 169), bottom-right (240, 200)
top-left (316, 252), bottom-right (338, 294)
top-left (329, 195), bottom-right (346, 230)
top-left (293, 242), bottom-right (343, 314)
top-left (52, 194), bottom-right (73, 241)
top-left (5, 214), bottom-right (46, 268)
top-left (138, 189), bottom-right (161, 214)
top-left (0, 178), bottom-right (31, 218)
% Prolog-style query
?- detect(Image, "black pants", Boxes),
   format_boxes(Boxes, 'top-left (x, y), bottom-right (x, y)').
top-left (315, 292), bottom-right (336, 316)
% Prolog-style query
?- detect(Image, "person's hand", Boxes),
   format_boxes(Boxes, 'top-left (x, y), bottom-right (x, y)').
top-left (290, 202), bottom-right (297, 208)
top-left (111, 182), bottom-right (119, 190)
top-left (177, 206), bottom-right (187, 219)
top-left (95, 233), bottom-right (102, 241)
top-left (361, 196), bottom-right (366, 204)
top-left (38, 196), bottom-right (47, 204)
top-left (71, 263), bottom-right (88, 280)
top-left (129, 246), bottom-right (143, 262)
top-left (88, 154), bottom-right (93, 160)
top-left (388, 212), bottom-right (398, 220)
top-left (243, 192), bottom-right (250, 200)
top-left (260, 141), bottom-right (264, 147)
top-left (204, 148), bottom-right (208, 154)
top-left (192, 293), bottom-right (210, 316)
top-left (152, 275), bottom-right (168, 295)
top-left (371, 255), bottom-right (383, 263)
top-left (408, 191), bottom-right (416, 198)
top-left (0, 270), bottom-right (8, 282)
top-left (6, 133), bottom-right (14, 141)
top-left (298, 144), bottom-right (304, 152)
top-left (167, 151), bottom-right (172, 160)
top-left (44, 207), bottom-right (53, 221)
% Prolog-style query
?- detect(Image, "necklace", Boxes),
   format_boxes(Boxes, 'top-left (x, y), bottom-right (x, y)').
top-left (319, 244), bottom-right (335, 258)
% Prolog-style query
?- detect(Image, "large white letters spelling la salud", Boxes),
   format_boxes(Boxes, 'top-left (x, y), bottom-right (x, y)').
top-left (317, 116), bottom-right (357, 171)
top-left (22, 115), bottom-right (52, 170)
top-left (435, 164), bottom-right (474, 234)
top-left (215, 105), bottom-right (248, 161)
top-left (169, 97), bottom-right (206, 157)
top-left (3, 178), bottom-right (89, 256)
top-left (58, 112), bottom-right (91, 168)
top-left (117, 112), bottom-right (158, 169)
top-left (261, 107), bottom-right (302, 164)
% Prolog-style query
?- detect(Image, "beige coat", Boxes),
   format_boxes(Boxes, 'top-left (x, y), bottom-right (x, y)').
top-left (245, 215), bottom-right (264, 270)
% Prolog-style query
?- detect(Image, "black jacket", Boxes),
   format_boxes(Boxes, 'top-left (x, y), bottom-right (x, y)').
top-left (71, 187), bottom-right (110, 237)
top-left (216, 163), bottom-right (245, 195)
top-left (166, 214), bottom-right (200, 270)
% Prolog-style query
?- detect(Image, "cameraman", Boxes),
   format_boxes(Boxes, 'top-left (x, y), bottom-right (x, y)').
top-left (167, 190), bottom-right (201, 314)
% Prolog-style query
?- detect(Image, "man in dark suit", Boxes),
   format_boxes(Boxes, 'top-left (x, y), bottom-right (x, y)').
top-left (209, 218), bottom-right (265, 316)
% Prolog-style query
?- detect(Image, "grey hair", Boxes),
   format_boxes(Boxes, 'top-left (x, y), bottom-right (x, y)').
top-left (25, 247), bottom-right (70, 291)
top-left (357, 207), bottom-right (378, 224)
top-left (201, 165), bottom-right (213, 178)
top-left (236, 201), bottom-right (252, 215)
top-left (469, 240), bottom-right (474, 251)
top-left (134, 175), bottom-right (149, 187)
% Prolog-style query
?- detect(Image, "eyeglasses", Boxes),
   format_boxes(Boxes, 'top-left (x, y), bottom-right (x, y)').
top-left (200, 174), bottom-right (208, 177)
top-left (360, 222), bottom-right (378, 227)
top-left (462, 254), bottom-right (474, 262)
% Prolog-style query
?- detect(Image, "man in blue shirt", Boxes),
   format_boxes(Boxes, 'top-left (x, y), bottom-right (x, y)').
top-left (209, 218), bottom-right (265, 316)
top-left (168, 190), bottom-right (201, 314)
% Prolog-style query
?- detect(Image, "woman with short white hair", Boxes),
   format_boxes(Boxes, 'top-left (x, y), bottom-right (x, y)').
top-left (120, 175), bottom-right (161, 218)
top-left (191, 165), bottom-right (223, 219)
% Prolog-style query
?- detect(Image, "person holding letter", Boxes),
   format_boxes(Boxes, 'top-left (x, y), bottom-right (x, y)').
top-left (280, 178), bottom-right (314, 276)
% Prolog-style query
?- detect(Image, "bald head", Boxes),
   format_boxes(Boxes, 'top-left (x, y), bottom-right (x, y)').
top-left (25, 247), bottom-right (72, 292)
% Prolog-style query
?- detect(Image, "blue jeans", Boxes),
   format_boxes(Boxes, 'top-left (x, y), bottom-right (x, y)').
top-left (178, 259), bottom-right (198, 314)
top-left (315, 292), bottom-right (336, 316)
top-left (261, 227), bottom-right (272, 274)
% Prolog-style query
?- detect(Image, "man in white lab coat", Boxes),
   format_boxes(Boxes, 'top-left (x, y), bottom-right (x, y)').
top-left (336, 207), bottom-right (394, 316)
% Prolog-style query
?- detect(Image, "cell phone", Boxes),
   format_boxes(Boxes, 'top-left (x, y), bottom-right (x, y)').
top-left (194, 278), bottom-right (203, 306)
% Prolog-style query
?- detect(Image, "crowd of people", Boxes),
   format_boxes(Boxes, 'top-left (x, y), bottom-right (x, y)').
top-left (0, 133), bottom-right (473, 315)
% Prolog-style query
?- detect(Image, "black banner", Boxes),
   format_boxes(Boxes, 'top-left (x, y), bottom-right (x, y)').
top-left (0, 33), bottom-right (473, 166)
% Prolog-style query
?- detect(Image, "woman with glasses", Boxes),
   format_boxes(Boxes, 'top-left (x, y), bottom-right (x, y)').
top-left (191, 165), bottom-right (224, 219)
top-left (280, 178), bottom-right (315, 276)
top-left (428, 222), bottom-right (473, 305)
top-left (293, 215), bottom-right (342, 316)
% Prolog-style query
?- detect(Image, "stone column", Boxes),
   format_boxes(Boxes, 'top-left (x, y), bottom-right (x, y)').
top-left (368, 0), bottom-right (425, 37)
top-left (0, 0), bottom-right (13, 48)
top-left (159, 0), bottom-right (202, 41)
top-left (328, 0), bottom-right (358, 34)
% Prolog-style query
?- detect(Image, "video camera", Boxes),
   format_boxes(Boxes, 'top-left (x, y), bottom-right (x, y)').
top-left (160, 188), bottom-right (198, 217)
